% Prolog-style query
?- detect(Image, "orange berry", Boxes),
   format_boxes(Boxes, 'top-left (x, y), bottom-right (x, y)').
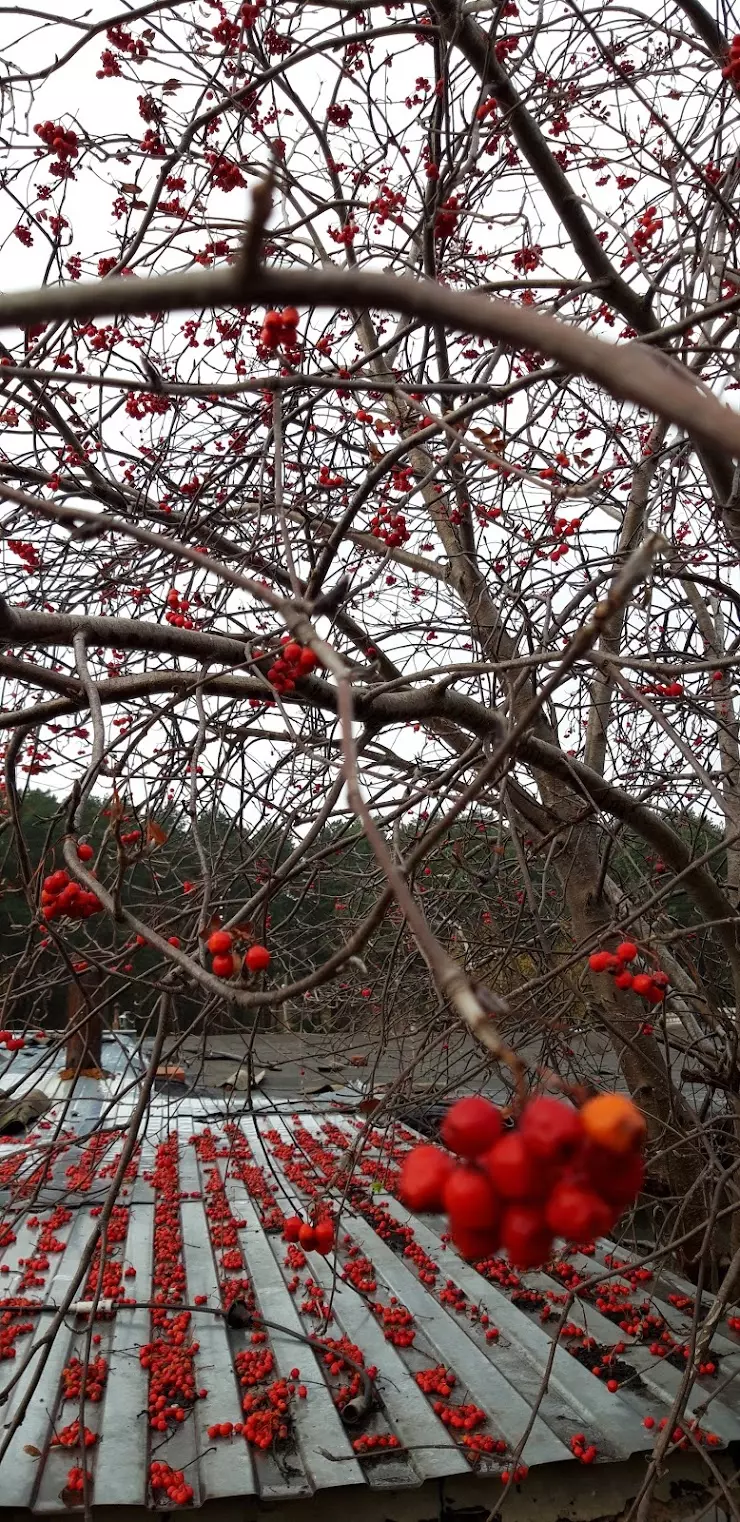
top-left (580, 1094), bottom-right (646, 1155)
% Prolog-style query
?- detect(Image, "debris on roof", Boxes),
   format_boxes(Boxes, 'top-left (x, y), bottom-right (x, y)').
top-left (0, 1099), bottom-right (738, 1514)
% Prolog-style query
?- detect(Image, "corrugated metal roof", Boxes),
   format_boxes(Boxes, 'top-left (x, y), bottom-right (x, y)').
top-left (0, 1088), bottom-right (738, 1513)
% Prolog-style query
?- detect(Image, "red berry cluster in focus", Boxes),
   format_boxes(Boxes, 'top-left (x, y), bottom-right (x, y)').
top-left (267, 637), bottom-right (318, 694)
top-left (589, 942), bottom-right (669, 1005)
top-left (52, 1419), bottom-right (97, 1449)
top-left (400, 1092), bottom-right (646, 1268)
top-left (434, 1400), bottom-right (487, 1432)
top-left (632, 206), bottom-right (662, 253)
top-left (165, 588), bottom-right (197, 629)
top-left (41, 867), bottom-right (102, 922)
top-left (369, 505), bottom-right (410, 547)
top-left (282, 1213), bottom-right (336, 1254)
top-left (0, 1030), bottom-right (24, 1052)
top-left (415, 1365), bottom-right (455, 1396)
top-left (260, 307), bottom-right (299, 352)
top-left (570, 1433), bottom-right (598, 1464)
top-left (206, 929), bottom-right (271, 980)
top-left (149, 1460), bottom-right (194, 1506)
top-left (35, 121), bottom-right (79, 160)
top-left (352, 1432), bottom-right (401, 1453)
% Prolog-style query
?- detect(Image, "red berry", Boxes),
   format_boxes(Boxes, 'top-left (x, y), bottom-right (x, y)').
top-left (501, 1205), bottom-right (553, 1269)
top-left (283, 642), bottom-right (302, 662)
top-left (614, 969), bottom-right (634, 989)
top-left (607, 1379), bottom-right (618, 1393)
top-left (631, 973), bottom-right (655, 997)
top-left (545, 1181), bottom-right (612, 1241)
top-left (76, 842), bottom-right (94, 862)
top-left (399, 1144), bottom-right (453, 1211)
top-left (246, 944), bottom-right (271, 973)
top-left (440, 1096), bottom-right (503, 1159)
top-left (589, 950), bottom-right (617, 972)
top-left (167, 936), bottom-right (180, 948)
top-left (582, 1144), bottom-right (644, 1206)
top-left (450, 1223), bottom-right (501, 1260)
top-left (616, 941), bottom-right (638, 962)
top-left (298, 1223), bottom-right (317, 1251)
top-left (212, 953), bottom-right (234, 978)
top-left (443, 1165), bottom-right (500, 1231)
top-left (482, 1132), bottom-right (546, 1200)
top-left (283, 1215), bottom-right (303, 1242)
top-left (313, 1220), bottom-right (335, 1255)
top-left (207, 929), bottom-right (233, 954)
top-left (519, 1097), bottom-right (582, 1161)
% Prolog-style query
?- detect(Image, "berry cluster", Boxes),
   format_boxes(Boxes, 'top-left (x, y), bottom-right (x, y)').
top-left (8, 539), bottom-right (39, 571)
top-left (434, 196), bottom-right (459, 239)
top-left (282, 1214), bottom-right (336, 1254)
top-left (722, 36), bottom-right (740, 82)
top-left (415, 1365), bottom-right (455, 1396)
top-left (34, 121), bottom-right (79, 160)
top-left (352, 1432), bottom-right (401, 1453)
top-left (632, 206), bottom-right (662, 253)
top-left (640, 679), bottom-right (683, 699)
top-left (400, 1092), bottom-right (646, 1268)
top-left (65, 1468), bottom-right (92, 1495)
top-left (61, 1356), bottom-right (107, 1403)
top-left (369, 505), bottom-right (410, 547)
top-left (140, 1319), bottom-right (195, 1429)
top-left (206, 929), bottom-right (271, 980)
top-left (643, 1414), bottom-right (721, 1447)
top-left (52, 1420), bottom-right (97, 1449)
top-left (434, 1400), bottom-right (487, 1432)
top-left (231, 1346), bottom-right (298, 1451)
top-left (589, 942), bottom-right (669, 1005)
top-left (549, 516), bottom-right (581, 560)
top-left (149, 1461), bottom-right (194, 1505)
top-left (165, 589), bottom-right (197, 629)
top-left (0, 1030), bottom-right (24, 1052)
top-left (41, 867), bottom-right (101, 922)
top-left (267, 637), bottom-right (318, 695)
top-left (235, 1347), bottom-right (274, 1387)
top-left (570, 1433), bottom-right (598, 1464)
top-left (260, 307), bottom-right (299, 352)
top-left (0, 1298), bottom-right (36, 1359)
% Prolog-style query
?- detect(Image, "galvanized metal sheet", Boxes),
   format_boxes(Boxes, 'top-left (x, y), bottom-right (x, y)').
top-left (304, 1252), bottom-right (471, 1481)
top-left (0, 1208), bottom-right (91, 1508)
top-left (94, 1199), bottom-right (155, 1507)
top-left (178, 1200), bottom-right (256, 1502)
top-left (343, 1206), bottom-right (572, 1469)
top-left (227, 1198), bottom-right (363, 1491)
